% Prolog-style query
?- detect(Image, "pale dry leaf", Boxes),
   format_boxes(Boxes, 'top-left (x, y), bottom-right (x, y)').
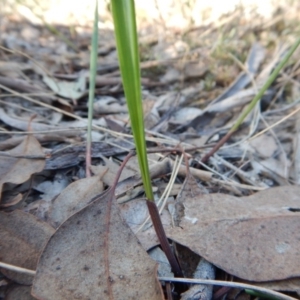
top-left (0, 210), bottom-right (55, 285)
top-left (32, 188), bottom-right (163, 300)
top-left (260, 152), bottom-right (291, 178)
top-left (93, 96), bottom-right (127, 114)
top-left (24, 199), bottom-right (51, 222)
top-left (170, 107), bottom-right (203, 125)
top-left (177, 170), bottom-right (208, 201)
top-left (0, 108), bottom-right (56, 132)
top-left (43, 74), bottom-right (86, 100)
top-left (143, 98), bottom-right (159, 129)
top-left (114, 157), bottom-right (174, 198)
top-left (48, 174), bottom-right (104, 228)
top-left (165, 185), bottom-right (300, 281)
top-left (120, 198), bottom-right (171, 251)
top-left (0, 135), bottom-right (45, 200)
top-left (148, 247), bottom-right (173, 278)
top-left (91, 155), bottom-right (135, 187)
top-left (172, 170), bottom-right (207, 227)
top-left (33, 172), bottom-right (70, 202)
top-left (180, 258), bottom-right (215, 300)
top-left (204, 89), bottom-right (255, 114)
top-left (245, 134), bottom-right (277, 158)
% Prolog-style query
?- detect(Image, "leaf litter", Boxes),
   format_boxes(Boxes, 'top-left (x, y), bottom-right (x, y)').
top-left (0, 210), bottom-right (55, 285)
top-left (165, 174), bottom-right (300, 282)
top-left (32, 161), bottom-right (163, 300)
top-left (1, 2), bottom-right (300, 299)
top-left (0, 135), bottom-right (45, 200)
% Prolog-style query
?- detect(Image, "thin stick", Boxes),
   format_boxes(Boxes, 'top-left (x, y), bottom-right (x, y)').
top-left (0, 262), bottom-right (36, 276)
top-left (158, 277), bottom-right (297, 300)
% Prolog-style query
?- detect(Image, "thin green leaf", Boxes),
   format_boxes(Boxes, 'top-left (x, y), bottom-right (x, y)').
top-left (110, 0), bottom-right (154, 200)
top-left (231, 37), bottom-right (300, 132)
top-left (201, 37), bottom-right (300, 163)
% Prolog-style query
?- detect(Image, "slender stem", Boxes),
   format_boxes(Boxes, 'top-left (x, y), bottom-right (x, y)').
top-left (201, 131), bottom-right (234, 163)
top-left (146, 201), bottom-right (184, 278)
top-left (159, 277), bottom-right (297, 300)
top-left (201, 36), bottom-right (300, 163)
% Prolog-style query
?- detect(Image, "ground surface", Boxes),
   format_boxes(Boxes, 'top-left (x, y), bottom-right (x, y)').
top-left (1, 1), bottom-right (300, 299)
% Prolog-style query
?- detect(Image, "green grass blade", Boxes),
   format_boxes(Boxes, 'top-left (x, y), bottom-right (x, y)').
top-left (231, 36), bottom-right (300, 132)
top-left (86, 1), bottom-right (99, 176)
top-left (110, 0), bottom-right (154, 200)
top-left (201, 36), bottom-right (300, 163)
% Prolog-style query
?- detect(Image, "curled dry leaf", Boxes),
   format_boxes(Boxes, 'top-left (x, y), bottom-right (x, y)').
top-left (32, 188), bottom-right (163, 300)
top-left (0, 210), bottom-right (55, 285)
top-left (165, 183), bottom-right (300, 282)
top-left (0, 193), bottom-right (23, 208)
top-left (0, 135), bottom-right (45, 200)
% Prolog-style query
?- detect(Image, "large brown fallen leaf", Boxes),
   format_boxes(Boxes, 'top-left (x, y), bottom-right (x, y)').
top-left (5, 284), bottom-right (35, 300)
top-left (32, 188), bottom-right (163, 300)
top-left (0, 210), bottom-right (55, 285)
top-left (0, 135), bottom-right (45, 200)
top-left (165, 181), bottom-right (300, 282)
top-left (48, 175), bottom-right (104, 228)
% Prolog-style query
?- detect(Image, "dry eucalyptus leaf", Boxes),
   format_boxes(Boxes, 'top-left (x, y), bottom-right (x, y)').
top-left (0, 210), bottom-right (55, 284)
top-left (245, 134), bottom-right (277, 158)
top-left (93, 96), bottom-right (127, 114)
top-left (249, 277), bottom-right (300, 293)
top-left (91, 155), bottom-right (135, 186)
top-left (166, 185), bottom-right (300, 281)
top-left (171, 170), bottom-right (207, 227)
top-left (32, 188), bottom-right (163, 300)
top-left (5, 285), bottom-right (35, 300)
top-left (170, 107), bottom-right (203, 124)
top-left (43, 74), bottom-right (86, 100)
top-left (0, 108), bottom-right (56, 132)
top-left (48, 175), bottom-right (104, 228)
top-left (0, 61), bottom-right (31, 77)
top-left (33, 172), bottom-right (70, 202)
top-left (0, 135), bottom-right (45, 200)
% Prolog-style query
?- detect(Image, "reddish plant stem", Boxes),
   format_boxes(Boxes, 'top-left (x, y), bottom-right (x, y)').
top-left (85, 143), bottom-right (91, 177)
top-left (146, 201), bottom-right (184, 278)
top-left (201, 130), bottom-right (235, 163)
top-left (114, 151), bottom-right (184, 279)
